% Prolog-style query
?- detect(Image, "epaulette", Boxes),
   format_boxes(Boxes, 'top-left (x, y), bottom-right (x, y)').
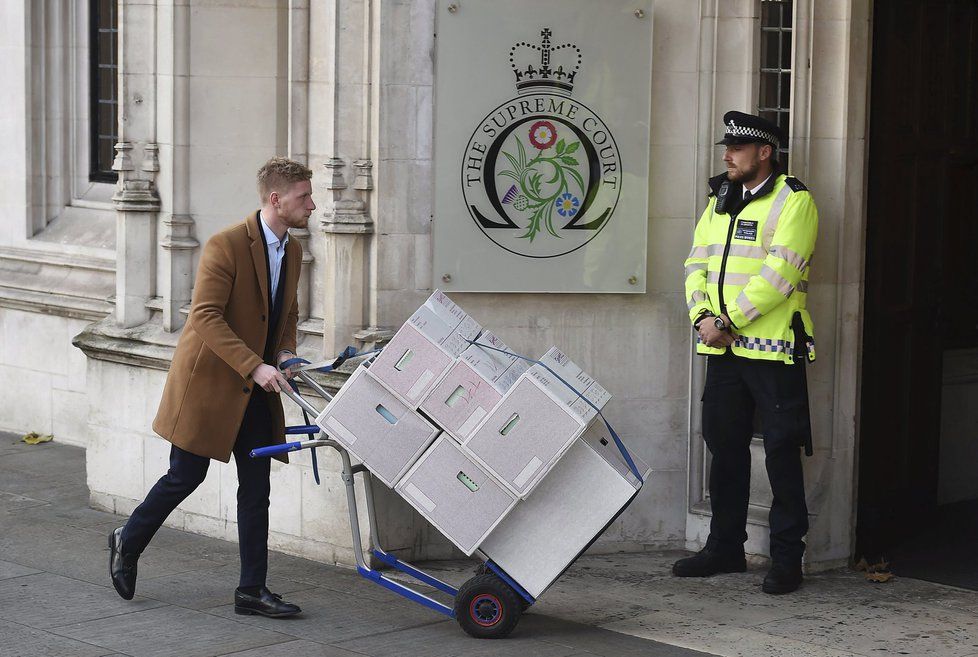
top-left (784, 177), bottom-right (808, 192)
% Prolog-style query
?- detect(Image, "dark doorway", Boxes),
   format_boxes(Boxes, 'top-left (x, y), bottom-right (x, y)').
top-left (858, 0), bottom-right (978, 586)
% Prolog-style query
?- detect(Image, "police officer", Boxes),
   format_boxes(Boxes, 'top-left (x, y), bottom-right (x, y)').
top-left (674, 111), bottom-right (818, 594)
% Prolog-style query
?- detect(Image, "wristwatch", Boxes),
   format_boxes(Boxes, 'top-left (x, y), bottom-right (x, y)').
top-left (713, 316), bottom-right (729, 332)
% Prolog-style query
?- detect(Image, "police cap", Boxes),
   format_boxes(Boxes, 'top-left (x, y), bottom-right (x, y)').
top-left (716, 111), bottom-right (784, 150)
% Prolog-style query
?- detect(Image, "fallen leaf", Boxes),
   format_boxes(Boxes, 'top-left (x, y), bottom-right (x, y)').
top-left (21, 432), bottom-right (53, 445)
top-left (865, 571), bottom-right (894, 583)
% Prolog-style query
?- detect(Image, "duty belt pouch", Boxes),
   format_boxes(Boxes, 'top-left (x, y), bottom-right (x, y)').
top-left (792, 312), bottom-right (814, 456)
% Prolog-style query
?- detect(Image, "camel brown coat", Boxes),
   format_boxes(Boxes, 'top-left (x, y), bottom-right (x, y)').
top-left (152, 212), bottom-right (300, 463)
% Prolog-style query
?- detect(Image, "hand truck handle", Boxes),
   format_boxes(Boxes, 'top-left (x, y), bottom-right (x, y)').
top-left (250, 441), bottom-right (305, 458)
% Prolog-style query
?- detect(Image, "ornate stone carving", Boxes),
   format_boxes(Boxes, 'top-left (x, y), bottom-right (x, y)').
top-left (324, 157), bottom-right (347, 190)
top-left (112, 179), bottom-right (161, 212)
top-left (111, 141), bottom-right (135, 172)
top-left (352, 159), bottom-right (373, 191)
top-left (141, 143), bottom-right (160, 173)
top-left (160, 214), bottom-right (198, 251)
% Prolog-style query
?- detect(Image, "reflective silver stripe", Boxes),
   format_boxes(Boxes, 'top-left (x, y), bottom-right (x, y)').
top-left (708, 271), bottom-right (751, 285)
top-left (770, 245), bottom-right (808, 271)
top-left (797, 280), bottom-right (809, 293)
top-left (760, 264), bottom-right (795, 297)
top-left (727, 244), bottom-right (767, 260)
top-left (687, 246), bottom-right (709, 260)
top-left (687, 289), bottom-right (707, 309)
top-left (736, 293), bottom-right (762, 322)
top-left (685, 263), bottom-right (707, 278)
top-left (762, 184), bottom-right (793, 251)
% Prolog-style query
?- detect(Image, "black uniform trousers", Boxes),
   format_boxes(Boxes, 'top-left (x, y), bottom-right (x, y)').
top-left (120, 389), bottom-right (274, 587)
top-left (702, 352), bottom-right (810, 564)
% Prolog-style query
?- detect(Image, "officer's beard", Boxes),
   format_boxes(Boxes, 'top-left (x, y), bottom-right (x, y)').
top-left (727, 157), bottom-right (761, 183)
top-left (726, 158), bottom-right (761, 184)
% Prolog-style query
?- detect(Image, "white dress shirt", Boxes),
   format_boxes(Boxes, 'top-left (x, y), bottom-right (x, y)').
top-left (743, 174), bottom-right (773, 199)
top-left (258, 213), bottom-right (289, 309)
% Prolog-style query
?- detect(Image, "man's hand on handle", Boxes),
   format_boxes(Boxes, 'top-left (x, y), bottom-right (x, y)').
top-left (276, 351), bottom-right (297, 380)
top-left (251, 363), bottom-right (289, 393)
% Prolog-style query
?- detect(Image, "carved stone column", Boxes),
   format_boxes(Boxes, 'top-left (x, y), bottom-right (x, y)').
top-left (320, 158), bottom-right (373, 355)
top-left (113, 0), bottom-right (160, 328)
top-left (112, 141), bottom-right (159, 328)
top-left (156, 1), bottom-right (196, 332)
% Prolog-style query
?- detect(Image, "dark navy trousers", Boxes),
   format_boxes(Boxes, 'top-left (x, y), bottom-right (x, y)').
top-left (701, 352), bottom-right (811, 564)
top-left (121, 390), bottom-right (273, 588)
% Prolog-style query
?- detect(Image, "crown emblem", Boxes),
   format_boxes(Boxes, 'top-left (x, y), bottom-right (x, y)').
top-left (510, 28), bottom-right (581, 95)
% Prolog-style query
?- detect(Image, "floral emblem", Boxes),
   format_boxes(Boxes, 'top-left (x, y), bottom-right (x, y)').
top-left (555, 193), bottom-right (580, 217)
top-left (528, 120), bottom-right (557, 150)
top-left (498, 128), bottom-right (584, 242)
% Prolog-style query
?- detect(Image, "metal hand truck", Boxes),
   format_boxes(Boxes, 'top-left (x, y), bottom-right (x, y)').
top-left (249, 359), bottom-right (534, 639)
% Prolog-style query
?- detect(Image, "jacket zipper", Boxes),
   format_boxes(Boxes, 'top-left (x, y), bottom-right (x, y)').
top-left (717, 211), bottom-right (738, 317)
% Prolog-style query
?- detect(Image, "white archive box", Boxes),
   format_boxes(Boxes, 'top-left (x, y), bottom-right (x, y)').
top-left (419, 360), bottom-right (503, 443)
top-left (478, 421), bottom-right (652, 598)
top-left (463, 373), bottom-right (586, 498)
top-left (370, 290), bottom-right (482, 405)
top-left (395, 435), bottom-right (517, 556)
top-left (459, 331), bottom-right (530, 394)
top-left (418, 331), bottom-right (529, 442)
top-left (314, 364), bottom-right (440, 488)
top-left (527, 346), bottom-right (612, 425)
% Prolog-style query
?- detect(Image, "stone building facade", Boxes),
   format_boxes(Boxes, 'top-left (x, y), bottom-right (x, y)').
top-left (0, 0), bottom-right (879, 569)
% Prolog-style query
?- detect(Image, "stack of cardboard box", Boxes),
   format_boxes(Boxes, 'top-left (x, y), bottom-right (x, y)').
top-left (315, 291), bottom-right (650, 597)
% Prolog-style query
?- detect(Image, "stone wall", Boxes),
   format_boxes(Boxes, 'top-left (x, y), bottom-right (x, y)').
top-left (0, 0), bottom-right (873, 568)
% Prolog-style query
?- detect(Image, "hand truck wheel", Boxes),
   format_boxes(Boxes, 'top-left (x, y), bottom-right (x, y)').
top-left (454, 573), bottom-right (523, 639)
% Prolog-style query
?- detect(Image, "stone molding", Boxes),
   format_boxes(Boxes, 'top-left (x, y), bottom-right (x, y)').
top-left (160, 214), bottom-right (199, 251)
top-left (112, 179), bottom-right (161, 212)
top-left (0, 245), bottom-right (115, 322)
top-left (73, 317), bottom-right (347, 390)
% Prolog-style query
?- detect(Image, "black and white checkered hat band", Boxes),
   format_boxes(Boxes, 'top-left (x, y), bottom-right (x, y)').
top-left (726, 124), bottom-right (779, 148)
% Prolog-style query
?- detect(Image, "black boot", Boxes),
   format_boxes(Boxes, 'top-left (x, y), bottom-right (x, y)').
top-left (108, 527), bottom-right (138, 600)
top-left (672, 548), bottom-right (746, 577)
top-left (762, 562), bottom-right (803, 594)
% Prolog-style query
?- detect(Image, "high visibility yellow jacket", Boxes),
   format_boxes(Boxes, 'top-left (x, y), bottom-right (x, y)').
top-left (684, 172), bottom-right (818, 364)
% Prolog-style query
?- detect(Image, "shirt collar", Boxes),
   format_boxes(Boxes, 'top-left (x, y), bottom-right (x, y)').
top-left (258, 212), bottom-right (289, 249)
top-left (744, 174), bottom-right (772, 198)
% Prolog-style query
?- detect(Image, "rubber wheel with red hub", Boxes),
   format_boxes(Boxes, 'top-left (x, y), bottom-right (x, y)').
top-left (454, 574), bottom-right (523, 638)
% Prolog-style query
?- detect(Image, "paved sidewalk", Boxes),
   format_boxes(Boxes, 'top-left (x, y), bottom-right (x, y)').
top-left (0, 435), bottom-right (705, 657)
top-left (3, 436), bottom-right (978, 657)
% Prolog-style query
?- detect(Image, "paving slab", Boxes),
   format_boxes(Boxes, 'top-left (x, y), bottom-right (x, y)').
top-left (204, 588), bottom-right (449, 644)
top-left (53, 605), bottom-right (293, 657)
top-left (0, 619), bottom-right (112, 657)
top-left (0, 572), bottom-right (165, 629)
top-left (138, 563), bottom-right (317, 610)
top-left (0, 513), bottom-right (224, 587)
top-left (0, 559), bottom-right (40, 580)
top-left (600, 609), bottom-right (866, 657)
top-left (220, 640), bottom-right (366, 656)
top-left (0, 441), bottom-right (87, 476)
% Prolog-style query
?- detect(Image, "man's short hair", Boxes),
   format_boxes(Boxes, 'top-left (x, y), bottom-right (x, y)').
top-left (257, 157), bottom-right (313, 203)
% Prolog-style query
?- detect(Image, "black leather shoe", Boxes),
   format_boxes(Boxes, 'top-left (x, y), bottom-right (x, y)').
top-left (762, 562), bottom-right (803, 594)
top-left (108, 526), bottom-right (138, 600)
top-left (234, 587), bottom-right (301, 618)
top-left (672, 548), bottom-right (747, 577)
